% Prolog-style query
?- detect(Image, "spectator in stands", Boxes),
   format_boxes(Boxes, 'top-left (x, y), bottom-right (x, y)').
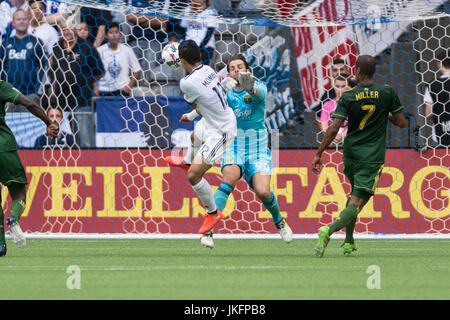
top-left (230, 0), bottom-right (241, 14)
top-left (167, 32), bottom-right (179, 44)
top-left (318, 75), bottom-right (350, 144)
top-left (179, 0), bottom-right (218, 65)
top-left (28, 0), bottom-right (60, 107)
top-left (0, 9), bottom-right (46, 111)
top-left (28, 0), bottom-right (60, 55)
top-left (96, 22), bottom-right (142, 96)
top-left (77, 22), bottom-right (90, 43)
top-left (126, 0), bottom-right (168, 85)
top-left (34, 106), bottom-right (75, 148)
top-left (80, 6), bottom-right (113, 47)
top-left (164, 0), bottom-right (188, 41)
top-left (0, 0), bottom-right (28, 38)
top-left (312, 59), bottom-right (353, 118)
top-left (41, 0), bottom-right (73, 25)
top-left (49, 19), bottom-right (105, 148)
top-left (423, 49), bottom-right (450, 147)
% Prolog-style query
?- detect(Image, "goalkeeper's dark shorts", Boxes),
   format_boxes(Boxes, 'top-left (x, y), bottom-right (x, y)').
top-left (343, 157), bottom-right (384, 201)
top-left (0, 150), bottom-right (28, 195)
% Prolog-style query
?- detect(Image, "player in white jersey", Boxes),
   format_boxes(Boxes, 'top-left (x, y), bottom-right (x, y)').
top-left (165, 40), bottom-right (237, 236)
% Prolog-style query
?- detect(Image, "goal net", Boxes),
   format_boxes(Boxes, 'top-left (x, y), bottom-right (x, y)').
top-left (1, 0), bottom-right (449, 238)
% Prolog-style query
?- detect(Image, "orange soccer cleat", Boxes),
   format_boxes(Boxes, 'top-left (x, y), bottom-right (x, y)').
top-left (198, 211), bottom-right (223, 234)
top-left (164, 156), bottom-right (190, 172)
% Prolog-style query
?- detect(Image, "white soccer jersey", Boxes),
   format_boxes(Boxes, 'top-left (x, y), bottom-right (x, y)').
top-left (180, 7), bottom-right (218, 49)
top-left (97, 43), bottom-right (142, 92)
top-left (180, 64), bottom-right (236, 134)
top-left (28, 23), bottom-right (59, 55)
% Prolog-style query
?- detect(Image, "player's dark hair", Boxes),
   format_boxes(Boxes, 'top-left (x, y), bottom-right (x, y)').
top-left (167, 33), bottom-right (179, 42)
top-left (332, 58), bottom-right (346, 65)
top-left (355, 55), bottom-right (376, 77)
top-left (227, 54), bottom-right (249, 72)
top-left (179, 40), bottom-right (201, 65)
top-left (436, 49), bottom-right (450, 69)
top-left (107, 22), bottom-right (120, 33)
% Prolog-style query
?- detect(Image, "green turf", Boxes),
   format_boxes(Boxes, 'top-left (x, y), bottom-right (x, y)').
top-left (0, 238), bottom-right (449, 300)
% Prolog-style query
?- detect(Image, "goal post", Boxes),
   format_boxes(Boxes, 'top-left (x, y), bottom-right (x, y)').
top-left (2, 0), bottom-right (449, 238)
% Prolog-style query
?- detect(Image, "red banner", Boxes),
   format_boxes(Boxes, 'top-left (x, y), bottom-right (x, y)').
top-left (2, 149), bottom-right (449, 234)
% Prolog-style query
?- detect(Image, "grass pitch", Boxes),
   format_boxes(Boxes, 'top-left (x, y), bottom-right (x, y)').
top-left (0, 238), bottom-right (449, 300)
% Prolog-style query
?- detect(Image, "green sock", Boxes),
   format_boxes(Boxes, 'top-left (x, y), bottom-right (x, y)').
top-left (11, 200), bottom-right (25, 222)
top-left (263, 192), bottom-right (282, 224)
top-left (345, 218), bottom-right (357, 244)
top-left (0, 207), bottom-right (4, 245)
top-left (343, 197), bottom-right (356, 244)
top-left (329, 204), bottom-right (358, 236)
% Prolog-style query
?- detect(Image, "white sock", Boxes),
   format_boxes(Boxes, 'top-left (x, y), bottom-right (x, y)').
top-left (192, 178), bottom-right (217, 214)
top-left (183, 143), bottom-right (195, 165)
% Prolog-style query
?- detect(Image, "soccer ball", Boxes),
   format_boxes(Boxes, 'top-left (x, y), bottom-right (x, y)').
top-left (162, 42), bottom-right (181, 69)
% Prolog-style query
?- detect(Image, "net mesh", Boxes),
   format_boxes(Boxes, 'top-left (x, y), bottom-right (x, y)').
top-left (62, 0), bottom-right (450, 27)
top-left (0, 0), bottom-right (449, 236)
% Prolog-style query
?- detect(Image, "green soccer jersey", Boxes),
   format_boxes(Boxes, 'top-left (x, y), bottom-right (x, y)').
top-left (0, 80), bottom-right (23, 152)
top-left (332, 82), bottom-right (403, 163)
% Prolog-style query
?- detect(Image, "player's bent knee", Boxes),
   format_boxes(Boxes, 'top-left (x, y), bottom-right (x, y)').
top-left (255, 188), bottom-right (271, 202)
top-left (222, 165), bottom-right (241, 187)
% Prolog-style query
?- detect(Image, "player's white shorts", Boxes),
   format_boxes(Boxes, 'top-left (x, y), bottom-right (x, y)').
top-left (193, 118), bottom-right (236, 165)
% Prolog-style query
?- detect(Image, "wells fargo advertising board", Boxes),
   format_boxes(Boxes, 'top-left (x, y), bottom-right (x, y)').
top-left (2, 149), bottom-right (448, 235)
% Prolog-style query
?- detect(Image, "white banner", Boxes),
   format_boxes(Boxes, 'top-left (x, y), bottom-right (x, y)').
top-left (290, 0), bottom-right (446, 109)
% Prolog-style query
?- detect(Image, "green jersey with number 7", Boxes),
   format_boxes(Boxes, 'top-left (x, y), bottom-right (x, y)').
top-left (332, 83), bottom-right (404, 163)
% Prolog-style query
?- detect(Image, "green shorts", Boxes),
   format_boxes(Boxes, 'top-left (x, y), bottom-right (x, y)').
top-left (343, 158), bottom-right (384, 201)
top-left (0, 151), bottom-right (27, 194)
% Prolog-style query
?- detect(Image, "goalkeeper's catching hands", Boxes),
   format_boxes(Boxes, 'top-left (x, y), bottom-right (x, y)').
top-left (238, 71), bottom-right (257, 96)
top-left (220, 77), bottom-right (238, 92)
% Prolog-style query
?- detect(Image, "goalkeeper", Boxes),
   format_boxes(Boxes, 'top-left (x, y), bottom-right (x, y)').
top-left (166, 54), bottom-right (293, 248)
top-left (206, 54), bottom-right (293, 247)
top-left (0, 80), bottom-right (59, 257)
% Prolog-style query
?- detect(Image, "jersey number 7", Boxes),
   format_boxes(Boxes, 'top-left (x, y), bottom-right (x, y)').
top-left (359, 104), bottom-right (376, 130)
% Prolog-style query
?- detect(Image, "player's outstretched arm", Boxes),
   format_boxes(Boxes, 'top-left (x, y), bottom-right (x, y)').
top-left (312, 117), bottom-right (344, 174)
top-left (17, 95), bottom-right (59, 139)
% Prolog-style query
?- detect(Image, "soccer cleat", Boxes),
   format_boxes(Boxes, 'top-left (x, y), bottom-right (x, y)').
top-left (200, 231), bottom-right (214, 249)
top-left (6, 217), bottom-right (26, 249)
top-left (198, 211), bottom-right (223, 234)
top-left (314, 226), bottom-right (330, 258)
top-left (164, 156), bottom-right (190, 172)
top-left (342, 242), bottom-right (357, 255)
top-left (0, 244), bottom-right (6, 257)
top-left (275, 219), bottom-right (293, 243)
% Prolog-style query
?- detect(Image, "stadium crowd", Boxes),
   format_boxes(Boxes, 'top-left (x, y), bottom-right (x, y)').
top-left (0, 0), bottom-right (222, 148)
top-left (0, 0), bottom-right (448, 149)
